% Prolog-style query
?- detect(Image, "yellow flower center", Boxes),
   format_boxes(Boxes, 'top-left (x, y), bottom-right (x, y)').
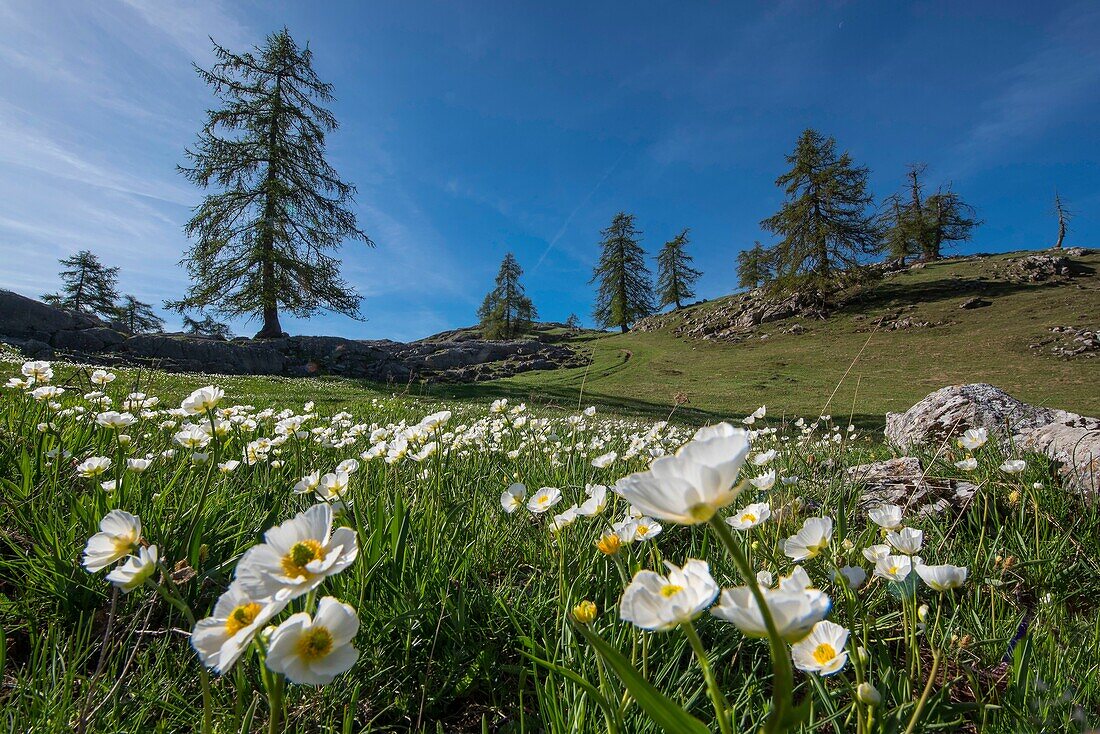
top-left (536, 495), bottom-right (549, 505)
top-left (741, 513), bottom-right (757, 524)
top-left (636, 524), bottom-right (649, 536)
top-left (281, 539), bottom-right (326, 579)
top-left (111, 533), bottom-right (136, 556)
top-left (225, 603), bottom-right (263, 635)
top-left (888, 565), bottom-right (900, 576)
top-left (689, 503), bottom-right (716, 522)
top-left (660, 584), bottom-right (684, 598)
top-left (295, 626), bottom-right (333, 661)
top-left (806, 541), bottom-right (828, 558)
top-left (812, 643), bottom-right (836, 665)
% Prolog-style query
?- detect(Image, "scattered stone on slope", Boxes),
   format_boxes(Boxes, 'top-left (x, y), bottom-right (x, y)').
top-left (886, 383), bottom-right (1100, 495)
top-left (848, 456), bottom-right (978, 516)
top-left (959, 297), bottom-right (991, 309)
top-left (1029, 325), bottom-right (1099, 360)
top-left (632, 288), bottom-right (828, 341)
top-left (997, 252), bottom-right (1087, 283)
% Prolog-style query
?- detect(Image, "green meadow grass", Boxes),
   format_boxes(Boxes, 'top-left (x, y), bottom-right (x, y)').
top-left (432, 250), bottom-right (1100, 427)
top-left (0, 355), bottom-right (1097, 732)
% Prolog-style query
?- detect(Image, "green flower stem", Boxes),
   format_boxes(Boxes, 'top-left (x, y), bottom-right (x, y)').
top-left (681, 620), bottom-right (732, 734)
top-left (707, 515), bottom-right (794, 734)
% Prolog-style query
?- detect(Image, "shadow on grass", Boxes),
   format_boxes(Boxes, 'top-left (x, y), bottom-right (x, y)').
top-left (400, 377), bottom-right (886, 432)
top-left (837, 276), bottom-right (1062, 315)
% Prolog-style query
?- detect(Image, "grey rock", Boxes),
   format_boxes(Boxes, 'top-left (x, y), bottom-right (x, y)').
top-left (959, 297), bottom-right (991, 309)
top-left (848, 456), bottom-right (978, 516)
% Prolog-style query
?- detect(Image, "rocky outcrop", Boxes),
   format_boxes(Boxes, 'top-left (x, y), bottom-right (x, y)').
top-left (1029, 325), bottom-right (1099, 360)
top-left (886, 383), bottom-right (1099, 495)
top-left (997, 252), bottom-right (1090, 283)
top-left (849, 456), bottom-right (978, 516)
top-left (0, 289), bottom-right (588, 384)
top-left (633, 289), bottom-right (828, 342)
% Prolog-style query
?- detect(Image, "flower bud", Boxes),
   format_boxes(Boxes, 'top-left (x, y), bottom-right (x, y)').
top-left (596, 533), bottom-right (621, 556)
top-left (857, 646), bottom-right (869, 665)
top-left (572, 600), bottom-right (597, 624)
top-left (856, 682), bottom-right (881, 706)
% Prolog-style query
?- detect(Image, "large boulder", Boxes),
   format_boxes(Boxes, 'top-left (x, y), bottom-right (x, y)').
top-left (886, 383), bottom-right (1099, 496)
top-left (0, 289), bottom-right (105, 342)
top-left (119, 334), bottom-right (285, 375)
top-left (885, 384), bottom-right (1059, 449)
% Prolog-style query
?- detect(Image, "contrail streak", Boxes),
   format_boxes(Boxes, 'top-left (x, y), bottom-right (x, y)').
top-left (531, 150), bottom-right (626, 274)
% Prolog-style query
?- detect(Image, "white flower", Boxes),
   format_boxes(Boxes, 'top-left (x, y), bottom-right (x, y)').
top-left (218, 460), bottom-right (241, 474)
top-left (175, 426), bottom-right (211, 450)
top-left (106, 545), bottom-right (158, 592)
top-left (192, 582), bottom-right (288, 673)
top-left (77, 456), bottom-right (112, 478)
top-left (862, 543), bottom-right (891, 563)
top-left (624, 516), bottom-right (663, 542)
top-left (751, 449), bottom-right (776, 466)
top-left (749, 469), bottom-right (776, 491)
top-left (914, 563), bottom-right (968, 591)
top-left (316, 472), bottom-right (350, 501)
top-left (266, 597), bottom-right (359, 685)
top-left (500, 483), bottom-right (526, 513)
top-left (591, 451), bottom-right (617, 469)
top-left (527, 487), bottom-right (562, 514)
top-left (791, 620), bottom-right (849, 675)
top-left (958, 427), bottom-right (988, 451)
top-left (335, 459), bottom-right (360, 475)
top-left (82, 510), bottom-right (142, 572)
top-left (576, 485), bottom-right (608, 516)
top-left (712, 584), bottom-right (831, 643)
top-left (550, 506), bottom-right (580, 531)
top-left (614, 423), bottom-right (750, 524)
top-left (293, 472), bottom-right (321, 495)
top-left (886, 527), bottom-right (924, 555)
top-left (90, 369), bottom-right (116, 386)
top-left (619, 559), bottom-right (719, 631)
top-left (783, 517), bottom-right (833, 561)
top-left (954, 457), bottom-right (978, 471)
top-left (1000, 459), bottom-right (1026, 474)
top-left (873, 554), bottom-right (913, 582)
top-left (126, 458), bottom-right (152, 473)
top-left (22, 360), bottom-right (54, 383)
top-left (236, 504), bottom-right (358, 602)
top-left (836, 566), bottom-right (867, 589)
top-left (96, 411), bottom-right (136, 430)
top-left (726, 502), bottom-right (771, 530)
top-left (868, 504), bottom-right (903, 530)
top-left (31, 385), bottom-right (64, 401)
top-left (181, 385), bottom-right (224, 415)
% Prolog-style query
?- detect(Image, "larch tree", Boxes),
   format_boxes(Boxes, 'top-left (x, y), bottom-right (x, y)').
top-left (922, 188), bottom-right (980, 259)
top-left (477, 252), bottom-right (537, 340)
top-left (41, 250), bottom-right (120, 318)
top-left (590, 212), bottom-right (654, 333)
top-left (736, 241), bottom-right (773, 290)
top-left (173, 28), bottom-right (372, 339)
top-left (759, 129), bottom-right (881, 291)
top-left (115, 295), bottom-right (164, 334)
top-left (1052, 193), bottom-right (1072, 249)
top-left (182, 314), bottom-right (234, 340)
top-left (881, 164), bottom-right (980, 261)
top-left (655, 228), bottom-right (702, 310)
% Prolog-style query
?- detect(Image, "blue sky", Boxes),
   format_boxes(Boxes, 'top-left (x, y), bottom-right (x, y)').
top-left (1, 1), bottom-right (1097, 341)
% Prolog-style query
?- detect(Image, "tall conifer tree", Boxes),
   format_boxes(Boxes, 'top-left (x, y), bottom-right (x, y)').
top-left (590, 212), bottom-right (654, 333)
top-left (42, 250), bottom-right (120, 318)
top-left (655, 229), bottom-right (702, 310)
top-left (174, 28), bottom-right (372, 338)
top-left (760, 129), bottom-right (880, 291)
top-left (477, 253), bottom-right (537, 340)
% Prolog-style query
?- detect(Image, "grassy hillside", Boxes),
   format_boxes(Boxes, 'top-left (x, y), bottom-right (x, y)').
top-left (429, 249), bottom-right (1100, 426)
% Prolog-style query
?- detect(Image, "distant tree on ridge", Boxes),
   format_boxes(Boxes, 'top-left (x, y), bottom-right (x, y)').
top-left (655, 228), bottom-right (702, 310)
top-left (590, 212), bottom-right (654, 333)
top-left (478, 252), bottom-right (537, 340)
top-left (41, 250), bottom-right (120, 318)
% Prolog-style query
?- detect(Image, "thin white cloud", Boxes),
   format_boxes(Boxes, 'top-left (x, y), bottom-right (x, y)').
top-left (952, 2), bottom-right (1100, 173)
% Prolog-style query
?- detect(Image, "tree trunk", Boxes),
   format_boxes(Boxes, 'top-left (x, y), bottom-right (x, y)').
top-left (255, 73), bottom-right (284, 340)
top-left (1055, 218), bottom-right (1065, 249)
